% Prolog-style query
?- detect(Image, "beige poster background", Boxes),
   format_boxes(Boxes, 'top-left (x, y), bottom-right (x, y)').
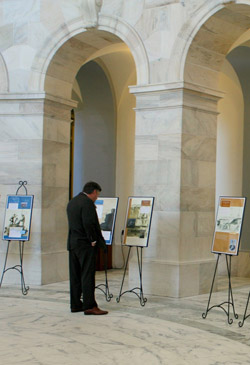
top-left (212, 197), bottom-right (246, 255)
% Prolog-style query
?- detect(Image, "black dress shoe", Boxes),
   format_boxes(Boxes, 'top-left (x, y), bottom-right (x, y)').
top-left (84, 306), bottom-right (108, 315)
top-left (71, 308), bottom-right (84, 313)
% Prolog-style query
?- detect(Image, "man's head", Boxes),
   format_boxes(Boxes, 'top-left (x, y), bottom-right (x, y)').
top-left (83, 181), bottom-right (102, 202)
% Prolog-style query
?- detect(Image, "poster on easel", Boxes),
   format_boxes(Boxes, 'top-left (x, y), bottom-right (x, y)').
top-left (95, 197), bottom-right (119, 245)
top-left (212, 196), bottom-right (246, 256)
top-left (123, 196), bottom-right (154, 247)
top-left (2, 195), bottom-right (34, 241)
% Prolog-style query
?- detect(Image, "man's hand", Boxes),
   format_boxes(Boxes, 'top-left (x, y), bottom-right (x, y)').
top-left (91, 241), bottom-right (96, 247)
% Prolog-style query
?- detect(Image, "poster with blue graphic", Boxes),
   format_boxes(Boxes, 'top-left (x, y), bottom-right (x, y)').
top-left (95, 197), bottom-right (119, 245)
top-left (3, 195), bottom-right (34, 241)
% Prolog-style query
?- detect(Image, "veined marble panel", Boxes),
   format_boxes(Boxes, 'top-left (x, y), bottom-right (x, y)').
top-left (41, 251), bottom-right (68, 284)
top-left (185, 63), bottom-right (220, 90)
top-left (182, 108), bottom-right (217, 138)
top-left (186, 43), bottom-right (226, 72)
top-left (18, 139), bottom-right (43, 161)
top-left (197, 161), bottom-right (216, 188)
top-left (180, 211), bottom-right (197, 237)
top-left (135, 108), bottom-right (182, 136)
top-left (181, 159), bottom-right (198, 187)
top-left (3, 0), bottom-right (40, 24)
top-left (135, 136), bottom-right (158, 160)
top-left (156, 184), bottom-right (180, 211)
top-left (181, 187), bottom-right (215, 212)
top-left (41, 231), bottom-right (67, 254)
top-left (193, 28), bottom-right (235, 55)
top-left (158, 134), bottom-right (182, 160)
top-left (152, 211), bottom-right (181, 238)
top-left (41, 187), bottom-right (68, 209)
top-left (196, 212), bottom-right (215, 237)
top-left (0, 115), bottom-right (43, 140)
top-left (155, 235), bottom-right (179, 262)
top-left (42, 141), bottom-right (69, 165)
top-left (0, 24), bottom-right (13, 51)
top-left (0, 142), bottom-right (18, 161)
top-left (181, 134), bottom-right (216, 162)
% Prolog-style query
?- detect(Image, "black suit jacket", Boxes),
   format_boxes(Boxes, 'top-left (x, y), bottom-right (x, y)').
top-left (67, 193), bottom-right (106, 251)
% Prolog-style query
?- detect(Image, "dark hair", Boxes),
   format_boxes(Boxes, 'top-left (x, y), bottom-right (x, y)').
top-left (83, 181), bottom-right (102, 194)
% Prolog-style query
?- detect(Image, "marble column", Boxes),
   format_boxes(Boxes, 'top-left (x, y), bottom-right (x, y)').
top-left (41, 95), bottom-right (77, 284)
top-left (129, 82), bottom-right (222, 297)
top-left (0, 94), bottom-right (76, 285)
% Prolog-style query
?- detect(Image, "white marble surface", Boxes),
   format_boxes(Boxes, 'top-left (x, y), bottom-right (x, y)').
top-left (1, 270), bottom-right (250, 364)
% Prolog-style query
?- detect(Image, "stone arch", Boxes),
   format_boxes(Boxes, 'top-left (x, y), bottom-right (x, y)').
top-left (0, 53), bottom-right (9, 92)
top-left (169, 1), bottom-right (250, 87)
top-left (30, 14), bottom-right (149, 96)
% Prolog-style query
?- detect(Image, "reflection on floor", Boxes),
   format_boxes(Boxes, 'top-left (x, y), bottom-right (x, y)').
top-left (1, 269), bottom-right (250, 364)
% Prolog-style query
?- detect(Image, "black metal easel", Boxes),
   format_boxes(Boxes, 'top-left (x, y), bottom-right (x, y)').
top-left (202, 253), bottom-right (238, 324)
top-left (116, 246), bottom-right (147, 306)
top-left (0, 181), bottom-right (30, 295)
top-left (238, 291), bottom-right (250, 327)
top-left (95, 250), bottom-right (113, 302)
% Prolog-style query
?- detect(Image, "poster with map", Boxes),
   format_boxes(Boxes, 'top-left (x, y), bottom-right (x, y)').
top-left (212, 197), bottom-right (246, 255)
top-left (95, 197), bottom-right (119, 245)
top-left (123, 197), bottom-right (154, 247)
top-left (2, 195), bottom-right (34, 241)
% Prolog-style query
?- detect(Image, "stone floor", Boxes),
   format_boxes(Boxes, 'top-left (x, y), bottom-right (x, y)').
top-left (1, 270), bottom-right (250, 364)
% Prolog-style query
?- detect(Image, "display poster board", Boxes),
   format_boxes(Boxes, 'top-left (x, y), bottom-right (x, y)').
top-left (2, 195), bottom-right (34, 241)
top-left (212, 196), bottom-right (246, 255)
top-left (95, 197), bottom-right (119, 245)
top-left (123, 196), bottom-right (154, 247)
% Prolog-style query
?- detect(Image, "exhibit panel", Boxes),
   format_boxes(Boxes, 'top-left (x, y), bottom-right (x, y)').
top-left (123, 197), bottom-right (154, 247)
top-left (95, 197), bottom-right (119, 245)
top-left (212, 197), bottom-right (246, 256)
top-left (3, 195), bottom-right (34, 241)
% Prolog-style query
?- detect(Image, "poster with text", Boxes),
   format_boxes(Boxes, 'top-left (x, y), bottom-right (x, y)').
top-left (212, 196), bottom-right (246, 255)
top-left (95, 197), bottom-right (119, 245)
top-left (2, 195), bottom-right (34, 241)
top-left (123, 197), bottom-right (154, 247)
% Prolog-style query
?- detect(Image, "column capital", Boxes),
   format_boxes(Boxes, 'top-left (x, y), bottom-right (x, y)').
top-left (130, 81), bottom-right (223, 113)
top-left (0, 92), bottom-right (78, 108)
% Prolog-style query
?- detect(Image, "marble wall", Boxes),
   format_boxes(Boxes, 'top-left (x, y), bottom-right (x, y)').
top-left (0, 0), bottom-right (250, 295)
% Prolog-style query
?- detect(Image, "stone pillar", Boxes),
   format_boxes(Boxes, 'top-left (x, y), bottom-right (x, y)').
top-left (129, 82), bottom-right (222, 297)
top-left (0, 93), bottom-right (77, 285)
top-left (41, 95), bottom-right (77, 284)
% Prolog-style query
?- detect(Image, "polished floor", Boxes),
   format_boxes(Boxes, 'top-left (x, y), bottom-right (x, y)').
top-left (1, 270), bottom-right (250, 364)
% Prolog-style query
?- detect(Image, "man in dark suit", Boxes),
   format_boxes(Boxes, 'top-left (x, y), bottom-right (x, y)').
top-left (67, 181), bottom-right (108, 315)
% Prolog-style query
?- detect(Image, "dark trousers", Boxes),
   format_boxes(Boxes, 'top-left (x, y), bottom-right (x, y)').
top-left (69, 245), bottom-right (97, 310)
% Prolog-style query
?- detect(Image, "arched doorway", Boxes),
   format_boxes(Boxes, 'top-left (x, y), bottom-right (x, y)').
top-left (181, 3), bottom-right (250, 278)
top-left (38, 27), bottom-right (142, 281)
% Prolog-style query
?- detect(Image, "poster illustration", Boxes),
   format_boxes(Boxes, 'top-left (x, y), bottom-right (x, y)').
top-left (212, 197), bottom-right (246, 255)
top-left (123, 197), bottom-right (154, 247)
top-left (95, 197), bottom-right (119, 245)
top-left (3, 195), bottom-right (34, 241)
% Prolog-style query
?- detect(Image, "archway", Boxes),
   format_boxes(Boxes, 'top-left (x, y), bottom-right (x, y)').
top-left (37, 25), bottom-right (142, 281)
top-left (181, 3), bottom-right (250, 278)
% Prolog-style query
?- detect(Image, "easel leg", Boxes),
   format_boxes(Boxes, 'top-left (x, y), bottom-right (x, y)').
top-left (116, 246), bottom-right (131, 303)
top-left (202, 254), bottom-right (220, 319)
top-left (19, 241), bottom-right (29, 295)
top-left (0, 241), bottom-right (10, 288)
top-left (239, 291), bottom-right (250, 327)
top-left (95, 250), bottom-right (113, 301)
top-left (226, 255), bottom-right (238, 324)
top-left (137, 247), bottom-right (147, 306)
top-left (103, 250), bottom-right (113, 301)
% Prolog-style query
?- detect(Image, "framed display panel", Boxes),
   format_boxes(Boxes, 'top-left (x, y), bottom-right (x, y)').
top-left (212, 196), bottom-right (246, 256)
top-left (95, 197), bottom-right (119, 245)
top-left (2, 195), bottom-right (34, 241)
top-left (123, 196), bottom-right (154, 247)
